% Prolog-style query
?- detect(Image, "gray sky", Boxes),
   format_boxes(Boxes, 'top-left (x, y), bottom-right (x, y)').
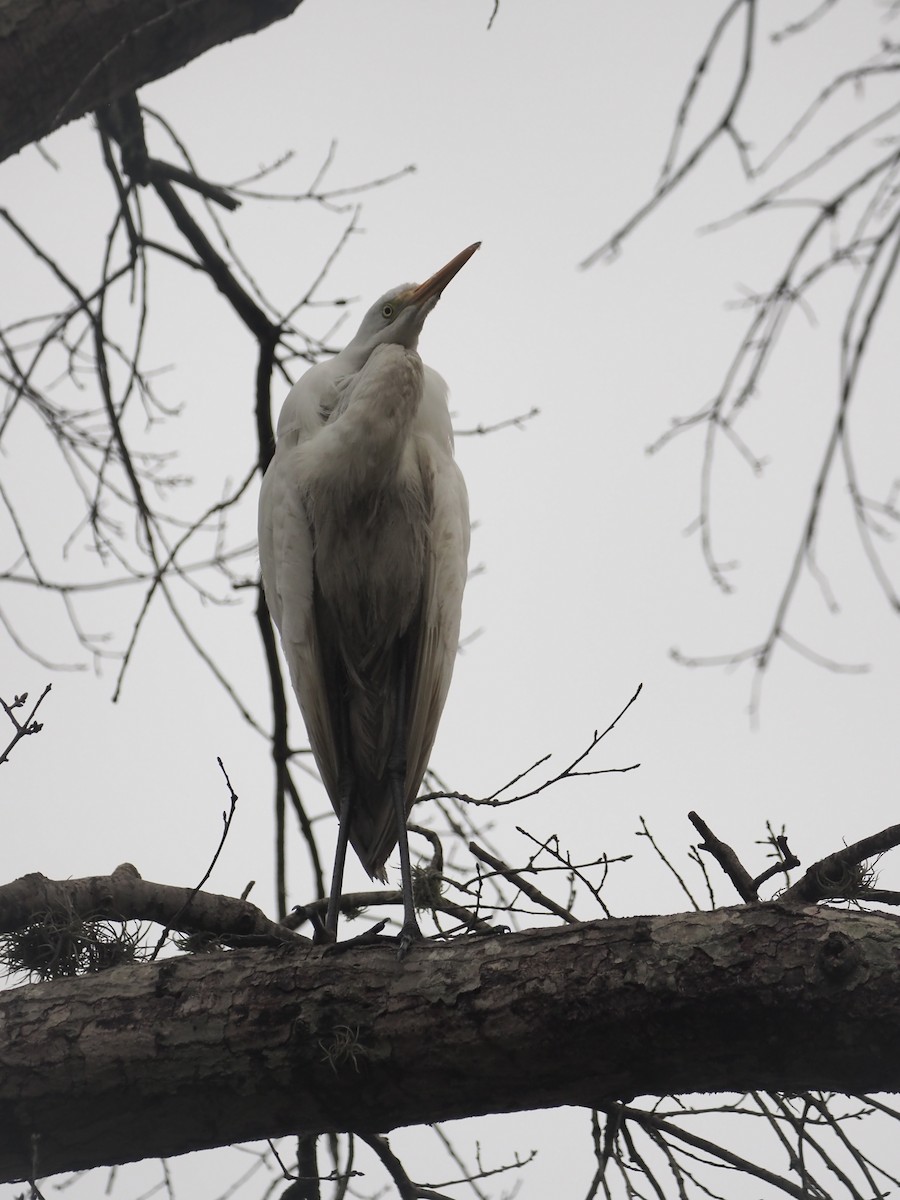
top-left (2, 1), bottom-right (898, 1195)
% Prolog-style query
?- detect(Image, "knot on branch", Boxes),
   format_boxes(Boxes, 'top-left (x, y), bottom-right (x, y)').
top-left (816, 930), bottom-right (862, 982)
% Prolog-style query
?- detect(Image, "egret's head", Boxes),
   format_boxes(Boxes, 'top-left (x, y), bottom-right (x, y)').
top-left (349, 242), bottom-right (480, 359)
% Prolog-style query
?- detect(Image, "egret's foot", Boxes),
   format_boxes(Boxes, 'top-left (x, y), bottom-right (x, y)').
top-left (302, 907), bottom-right (335, 946)
top-left (397, 918), bottom-right (424, 960)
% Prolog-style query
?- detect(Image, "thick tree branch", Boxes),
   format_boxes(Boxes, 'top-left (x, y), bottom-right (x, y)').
top-left (2, 904), bottom-right (900, 1182)
top-left (781, 824), bottom-right (900, 905)
top-left (0, 0), bottom-right (303, 165)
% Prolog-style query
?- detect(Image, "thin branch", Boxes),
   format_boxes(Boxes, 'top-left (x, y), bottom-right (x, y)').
top-left (580, 0), bottom-right (756, 267)
top-left (468, 842), bottom-right (579, 924)
top-left (688, 811), bottom-right (759, 902)
top-left (0, 684), bottom-right (52, 766)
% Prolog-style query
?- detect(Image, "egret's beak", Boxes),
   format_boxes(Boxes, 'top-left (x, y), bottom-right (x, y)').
top-left (409, 242), bottom-right (481, 307)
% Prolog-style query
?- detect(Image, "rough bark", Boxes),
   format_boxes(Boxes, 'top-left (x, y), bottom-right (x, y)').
top-left (0, 0), bottom-right (303, 165)
top-left (2, 903), bottom-right (900, 1182)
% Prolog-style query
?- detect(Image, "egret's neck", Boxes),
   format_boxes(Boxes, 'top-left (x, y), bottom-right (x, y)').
top-left (319, 344), bottom-right (424, 496)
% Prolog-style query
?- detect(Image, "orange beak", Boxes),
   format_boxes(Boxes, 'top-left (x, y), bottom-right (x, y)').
top-left (409, 242), bottom-right (481, 306)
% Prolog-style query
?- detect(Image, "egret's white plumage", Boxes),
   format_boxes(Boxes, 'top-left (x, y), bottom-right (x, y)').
top-left (258, 243), bottom-right (478, 943)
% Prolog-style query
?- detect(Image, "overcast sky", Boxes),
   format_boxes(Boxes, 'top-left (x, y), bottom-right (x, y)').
top-left (2, 2), bottom-right (899, 1195)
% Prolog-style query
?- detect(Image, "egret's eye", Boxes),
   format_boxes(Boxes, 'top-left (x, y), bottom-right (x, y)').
top-left (381, 303), bottom-right (394, 320)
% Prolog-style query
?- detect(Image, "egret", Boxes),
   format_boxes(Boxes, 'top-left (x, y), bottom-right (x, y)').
top-left (258, 242), bottom-right (479, 949)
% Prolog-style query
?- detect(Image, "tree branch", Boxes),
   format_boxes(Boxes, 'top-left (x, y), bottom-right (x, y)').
top-left (781, 824), bottom-right (900, 905)
top-left (3, 904), bottom-right (900, 1182)
top-left (0, 0), bottom-right (304, 164)
top-left (0, 867), bottom-right (303, 947)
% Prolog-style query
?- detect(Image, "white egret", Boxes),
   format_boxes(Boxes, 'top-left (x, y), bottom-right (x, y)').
top-left (258, 242), bottom-right (479, 948)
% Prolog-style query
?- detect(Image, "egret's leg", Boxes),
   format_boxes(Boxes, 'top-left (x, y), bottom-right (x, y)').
top-left (387, 664), bottom-right (422, 953)
top-left (323, 790), bottom-right (351, 941)
top-left (391, 773), bottom-right (422, 953)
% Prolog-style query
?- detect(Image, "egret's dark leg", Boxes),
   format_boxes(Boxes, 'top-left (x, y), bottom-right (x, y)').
top-left (391, 773), bottom-right (422, 953)
top-left (323, 789), bottom-right (351, 941)
top-left (388, 662), bottom-right (422, 955)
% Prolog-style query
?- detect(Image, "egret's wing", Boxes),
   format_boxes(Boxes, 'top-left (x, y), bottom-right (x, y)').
top-left (405, 447), bottom-right (470, 806)
top-left (362, 370), bottom-right (470, 875)
top-left (258, 380), bottom-right (342, 808)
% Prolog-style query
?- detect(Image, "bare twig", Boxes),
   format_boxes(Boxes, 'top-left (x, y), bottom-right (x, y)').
top-left (360, 1133), bottom-right (455, 1200)
top-left (588, 5), bottom-right (900, 710)
top-left (637, 816), bottom-right (701, 911)
top-left (0, 684), bottom-right (51, 766)
top-left (468, 842), bottom-right (579, 924)
top-left (580, 0), bottom-right (757, 267)
top-left (149, 758), bottom-right (241, 959)
top-left (427, 685), bottom-right (642, 809)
